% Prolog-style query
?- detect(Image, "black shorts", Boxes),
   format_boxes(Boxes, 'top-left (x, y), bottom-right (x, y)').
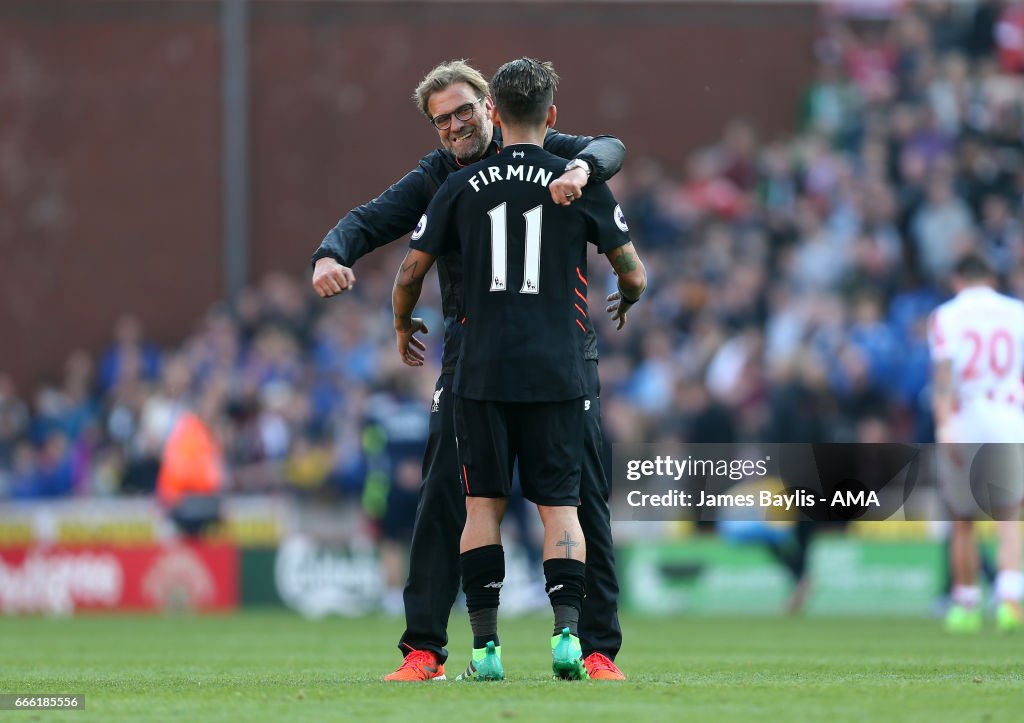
top-left (453, 395), bottom-right (584, 507)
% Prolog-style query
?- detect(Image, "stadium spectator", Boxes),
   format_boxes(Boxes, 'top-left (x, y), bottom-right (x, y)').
top-left (99, 314), bottom-right (162, 394)
top-left (911, 166), bottom-right (975, 282)
top-left (0, 374), bottom-right (30, 467)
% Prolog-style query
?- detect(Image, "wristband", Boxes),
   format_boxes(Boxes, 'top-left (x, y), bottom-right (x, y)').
top-left (619, 290), bottom-right (641, 305)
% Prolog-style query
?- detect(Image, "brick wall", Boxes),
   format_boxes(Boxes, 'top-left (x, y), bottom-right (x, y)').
top-left (0, 1), bottom-right (816, 387)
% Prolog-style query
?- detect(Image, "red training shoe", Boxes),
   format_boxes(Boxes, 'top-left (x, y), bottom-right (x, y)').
top-left (584, 652), bottom-right (626, 680)
top-left (384, 650), bottom-right (447, 681)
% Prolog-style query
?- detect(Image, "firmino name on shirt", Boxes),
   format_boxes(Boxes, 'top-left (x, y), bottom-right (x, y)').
top-left (467, 164), bottom-right (554, 192)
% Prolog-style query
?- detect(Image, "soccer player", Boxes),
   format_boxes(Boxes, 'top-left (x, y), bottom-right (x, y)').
top-left (392, 58), bottom-right (646, 681)
top-left (311, 60), bottom-right (629, 680)
top-left (928, 253), bottom-right (1024, 632)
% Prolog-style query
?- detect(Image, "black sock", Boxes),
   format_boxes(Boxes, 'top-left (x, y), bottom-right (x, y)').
top-left (469, 608), bottom-right (498, 649)
top-left (461, 544), bottom-right (504, 649)
top-left (553, 604), bottom-right (580, 636)
top-left (543, 558), bottom-right (586, 636)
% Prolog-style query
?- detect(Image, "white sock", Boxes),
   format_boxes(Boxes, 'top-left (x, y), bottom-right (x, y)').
top-left (995, 570), bottom-right (1024, 603)
top-left (952, 585), bottom-right (982, 607)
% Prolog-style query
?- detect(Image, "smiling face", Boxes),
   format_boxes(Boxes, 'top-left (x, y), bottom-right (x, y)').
top-left (426, 82), bottom-right (493, 164)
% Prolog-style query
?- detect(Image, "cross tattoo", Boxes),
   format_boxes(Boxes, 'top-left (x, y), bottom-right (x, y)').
top-left (556, 531), bottom-right (579, 559)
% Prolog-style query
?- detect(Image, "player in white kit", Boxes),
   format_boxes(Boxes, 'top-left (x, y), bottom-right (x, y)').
top-left (928, 253), bottom-right (1024, 632)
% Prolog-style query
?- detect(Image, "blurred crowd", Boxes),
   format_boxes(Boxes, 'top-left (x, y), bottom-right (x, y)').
top-left (3, 1), bottom-right (1024, 515)
top-left (604, 0), bottom-right (1024, 448)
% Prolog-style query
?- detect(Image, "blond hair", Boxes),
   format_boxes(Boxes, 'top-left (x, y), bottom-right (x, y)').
top-left (413, 60), bottom-right (489, 117)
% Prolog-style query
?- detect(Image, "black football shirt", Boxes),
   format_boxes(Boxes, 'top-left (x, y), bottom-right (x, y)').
top-left (410, 143), bottom-right (630, 402)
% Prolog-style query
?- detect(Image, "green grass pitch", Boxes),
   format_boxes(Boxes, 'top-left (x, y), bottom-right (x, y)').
top-left (1, 612), bottom-right (1021, 722)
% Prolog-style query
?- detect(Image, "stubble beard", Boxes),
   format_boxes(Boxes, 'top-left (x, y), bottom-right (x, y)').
top-left (450, 126), bottom-right (492, 165)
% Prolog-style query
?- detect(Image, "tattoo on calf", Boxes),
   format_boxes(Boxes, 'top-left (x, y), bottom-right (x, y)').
top-left (556, 531), bottom-right (579, 559)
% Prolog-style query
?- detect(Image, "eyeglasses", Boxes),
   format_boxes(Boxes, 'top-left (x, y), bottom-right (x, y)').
top-left (429, 98), bottom-right (484, 131)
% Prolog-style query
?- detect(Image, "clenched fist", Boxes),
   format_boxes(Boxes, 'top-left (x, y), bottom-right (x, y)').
top-left (312, 257), bottom-right (356, 297)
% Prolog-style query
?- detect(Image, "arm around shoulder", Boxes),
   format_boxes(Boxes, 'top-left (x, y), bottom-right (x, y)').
top-left (544, 131), bottom-right (626, 183)
top-left (311, 157), bottom-right (440, 270)
top-left (579, 135), bottom-right (626, 183)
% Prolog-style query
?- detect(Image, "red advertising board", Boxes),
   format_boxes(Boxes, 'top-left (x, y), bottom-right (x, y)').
top-left (0, 542), bottom-right (238, 615)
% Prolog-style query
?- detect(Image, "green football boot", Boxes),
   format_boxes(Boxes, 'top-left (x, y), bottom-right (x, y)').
top-left (944, 604), bottom-right (982, 633)
top-left (455, 640), bottom-right (504, 681)
top-left (551, 627), bottom-right (589, 680)
top-left (996, 602), bottom-right (1024, 632)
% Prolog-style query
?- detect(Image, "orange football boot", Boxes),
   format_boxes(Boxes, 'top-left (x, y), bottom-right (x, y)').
top-left (384, 649), bottom-right (446, 681)
top-left (583, 652), bottom-right (626, 680)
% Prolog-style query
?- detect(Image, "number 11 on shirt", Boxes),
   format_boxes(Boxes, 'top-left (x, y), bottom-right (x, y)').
top-left (488, 203), bottom-right (543, 294)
